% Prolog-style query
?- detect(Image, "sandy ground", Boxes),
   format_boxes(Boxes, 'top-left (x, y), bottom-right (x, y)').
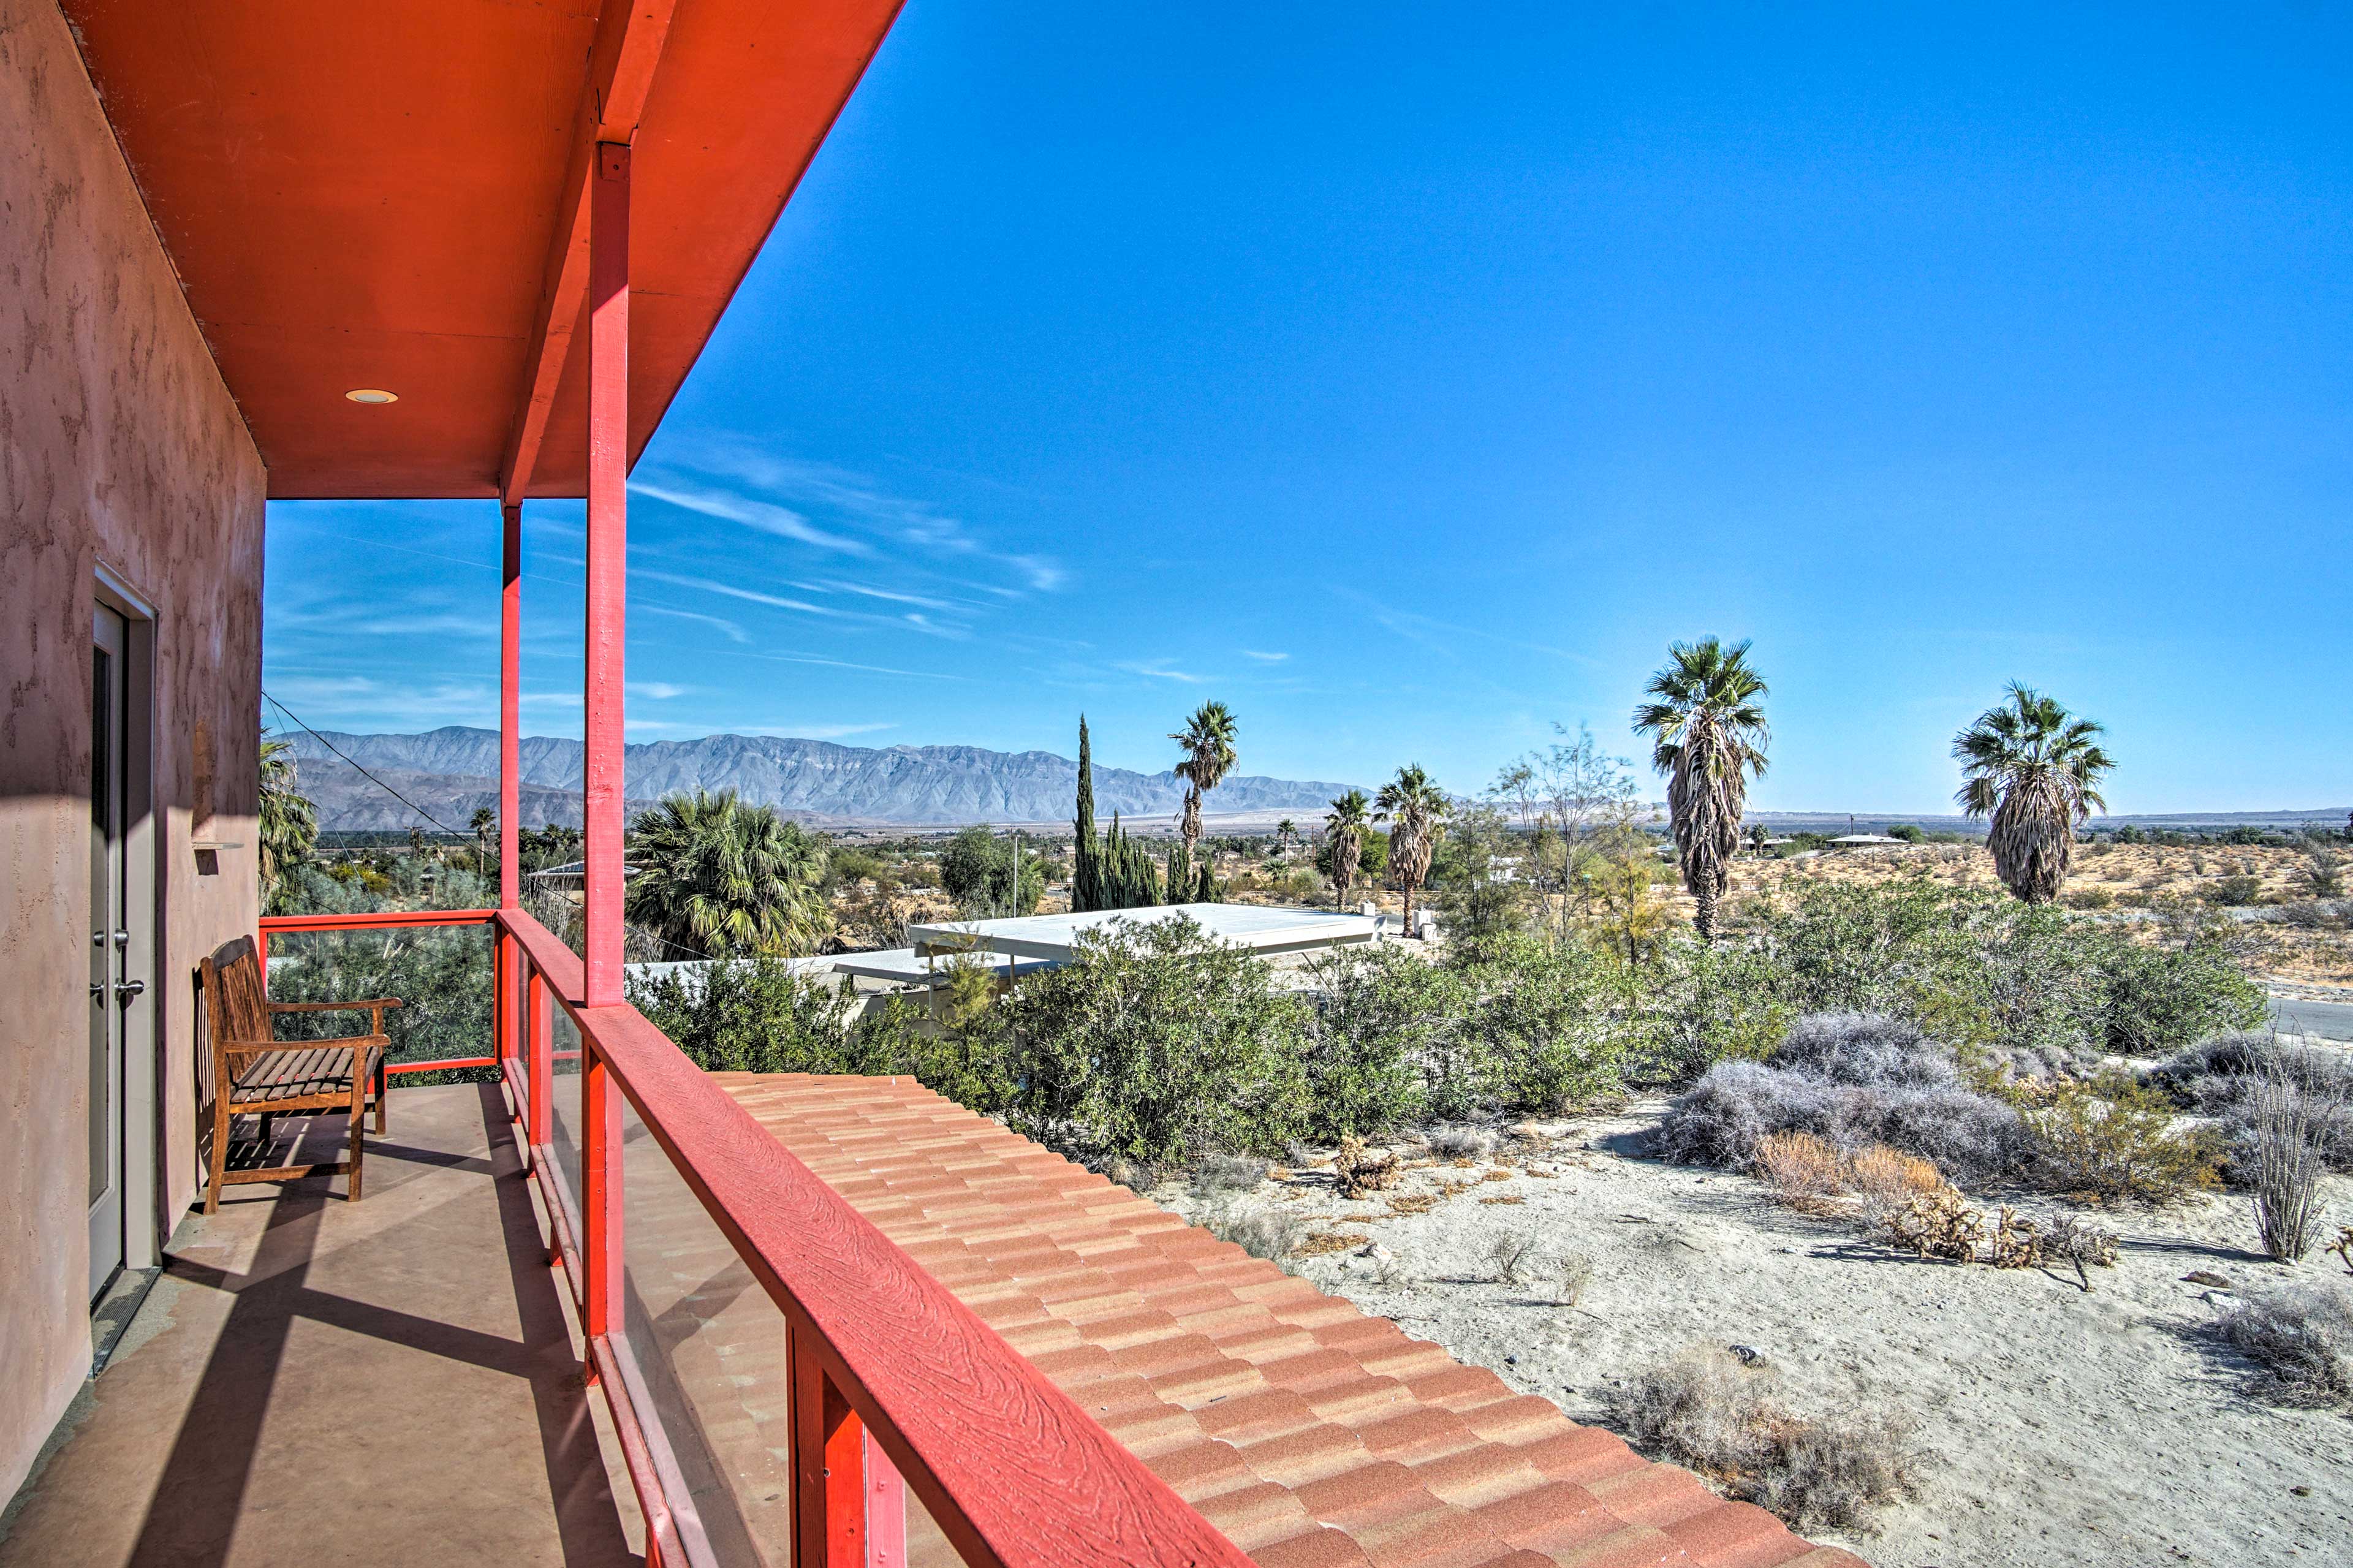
top-left (1159, 1099), bottom-right (2353, 1568)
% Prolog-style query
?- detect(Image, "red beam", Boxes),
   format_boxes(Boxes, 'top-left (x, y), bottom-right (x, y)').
top-left (260, 910), bottom-right (497, 933)
top-left (497, 0), bottom-right (680, 506)
top-left (582, 141), bottom-right (631, 1008)
top-left (499, 500), bottom-right (521, 907)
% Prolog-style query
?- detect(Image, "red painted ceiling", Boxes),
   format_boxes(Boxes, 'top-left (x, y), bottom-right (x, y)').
top-left (63, 0), bottom-right (901, 499)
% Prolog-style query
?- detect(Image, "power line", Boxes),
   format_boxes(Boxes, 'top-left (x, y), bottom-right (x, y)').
top-left (262, 688), bottom-right (467, 838)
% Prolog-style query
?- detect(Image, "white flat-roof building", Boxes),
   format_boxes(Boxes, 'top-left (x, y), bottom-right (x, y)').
top-left (904, 903), bottom-right (1379, 964)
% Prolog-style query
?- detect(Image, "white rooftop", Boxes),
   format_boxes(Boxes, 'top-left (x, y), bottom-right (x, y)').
top-left (904, 902), bottom-right (1378, 963)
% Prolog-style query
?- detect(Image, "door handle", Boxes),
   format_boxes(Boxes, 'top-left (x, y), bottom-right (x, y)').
top-left (91, 982), bottom-right (108, 1005)
top-left (114, 979), bottom-right (146, 1004)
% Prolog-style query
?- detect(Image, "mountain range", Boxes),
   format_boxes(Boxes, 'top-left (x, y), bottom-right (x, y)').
top-left (284, 727), bottom-right (1367, 831)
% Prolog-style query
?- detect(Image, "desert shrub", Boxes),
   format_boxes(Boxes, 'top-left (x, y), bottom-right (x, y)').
top-left (1450, 934), bottom-right (1626, 1110)
top-left (1552, 1251), bottom-right (1594, 1306)
top-left (1602, 1348), bottom-right (1924, 1532)
top-left (1738, 881), bottom-right (2262, 1062)
top-left (2097, 936), bottom-right (2265, 1056)
top-left (2152, 1033), bottom-right (2353, 1177)
top-left (2026, 1070), bottom-right (2218, 1201)
top-left (1192, 1152), bottom-right (1270, 1194)
top-left (1770, 1012), bottom-right (1956, 1089)
top-left (1428, 1124), bottom-right (1499, 1159)
top-left (1002, 915), bottom-right (1308, 1165)
top-left (1640, 937), bottom-right (1792, 1086)
top-left (2063, 887), bottom-right (2116, 910)
top-left (1299, 945), bottom-right (1473, 1137)
top-left (1334, 1135), bottom-right (1401, 1196)
top-left (2209, 874), bottom-right (2265, 907)
top-left (632, 956), bottom-right (871, 1075)
top-left (1485, 1230), bottom-right (1539, 1284)
top-left (2295, 852), bottom-right (2346, 900)
top-left (1205, 1205), bottom-right (1304, 1263)
top-left (2216, 1282), bottom-right (2353, 1407)
top-left (1879, 1187), bottom-right (1984, 1261)
top-left (2247, 1070), bottom-right (2333, 1262)
top-left (1664, 1012), bottom-right (2028, 1183)
top-left (631, 959), bottom-right (1018, 1112)
top-left (1848, 1145), bottom-right (1945, 1218)
top-left (1754, 1131), bottom-right (1846, 1205)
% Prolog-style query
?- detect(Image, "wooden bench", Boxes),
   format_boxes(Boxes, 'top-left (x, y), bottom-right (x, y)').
top-left (198, 935), bottom-right (401, 1213)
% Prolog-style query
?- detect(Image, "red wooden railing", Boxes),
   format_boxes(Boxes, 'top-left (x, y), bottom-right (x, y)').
top-left (257, 909), bottom-right (504, 1075)
top-left (272, 904), bottom-right (1252, 1568)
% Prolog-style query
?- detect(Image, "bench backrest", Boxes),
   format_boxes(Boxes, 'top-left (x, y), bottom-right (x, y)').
top-left (199, 935), bottom-right (271, 1051)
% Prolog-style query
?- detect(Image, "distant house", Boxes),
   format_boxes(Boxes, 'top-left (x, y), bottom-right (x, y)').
top-left (1826, 834), bottom-right (1908, 851)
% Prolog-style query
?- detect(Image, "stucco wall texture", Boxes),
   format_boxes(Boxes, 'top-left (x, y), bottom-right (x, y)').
top-left (1, 0), bottom-right (267, 1501)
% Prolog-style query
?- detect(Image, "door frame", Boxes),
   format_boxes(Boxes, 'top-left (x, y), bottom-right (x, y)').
top-left (93, 563), bottom-right (160, 1277)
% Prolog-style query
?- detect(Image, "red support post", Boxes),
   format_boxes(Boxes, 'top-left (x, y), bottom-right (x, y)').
top-left (790, 1333), bottom-right (866, 1568)
top-left (500, 500), bottom-right (522, 911)
top-left (583, 140), bottom-right (630, 1009)
top-left (582, 1045), bottom-right (623, 1342)
top-left (493, 928), bottom-right (513, 1071)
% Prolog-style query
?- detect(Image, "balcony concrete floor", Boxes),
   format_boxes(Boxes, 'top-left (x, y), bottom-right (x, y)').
top-left (0, 1083), bottom-right (642, 1567)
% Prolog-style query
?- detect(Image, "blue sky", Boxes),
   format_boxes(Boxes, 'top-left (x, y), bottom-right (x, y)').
top-left (264, 2), bottom-right (2353, 813)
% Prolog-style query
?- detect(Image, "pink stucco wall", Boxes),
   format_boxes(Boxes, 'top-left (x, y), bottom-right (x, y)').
top-left (1, 0), bottom-right (266, 1499)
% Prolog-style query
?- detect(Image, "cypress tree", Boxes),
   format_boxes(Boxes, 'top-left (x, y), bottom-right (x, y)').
top-left (1195, 855), bottom-right (1218, 903)
top-left (1073, 716), bottom-right (1102, 912)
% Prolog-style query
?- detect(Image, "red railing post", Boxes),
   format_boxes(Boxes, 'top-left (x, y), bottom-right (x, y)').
top-left (582, 138), bottom-right (630, 1010)
top-left (790, 1333), bottom-right (866, 1568)
top-left (582, 1043), bottom-right (623, 1348)
top-left (499, 499), bottom-right (522, 913)
top-left (528, 964), bottom-right (552, 1152)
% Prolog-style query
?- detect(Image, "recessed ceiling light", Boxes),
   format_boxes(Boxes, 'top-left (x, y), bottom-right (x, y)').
top-left (344, 388), bottom-right (398, 404)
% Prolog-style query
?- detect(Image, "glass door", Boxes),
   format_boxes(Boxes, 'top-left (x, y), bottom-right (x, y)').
top-left (89, 605), bottom-right (129, 1298)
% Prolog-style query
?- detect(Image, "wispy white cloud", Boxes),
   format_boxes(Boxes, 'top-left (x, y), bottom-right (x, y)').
top-left (636, 568), bottom-right (843, 618)
top-left (1117, 660), bottom-right (1207, 684)
top-left (655, 442), bottom-right (1067, 596)
top-left (1243, 650), bottom-right (1290, 663)
top-left (630, 479), bottom-right (872, 556)
top-left (637, 605), bottom-right (749, 643)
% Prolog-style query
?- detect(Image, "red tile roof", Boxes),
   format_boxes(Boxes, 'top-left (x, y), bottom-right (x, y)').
top-left (716, 1074), bottom-right (1870, 1568)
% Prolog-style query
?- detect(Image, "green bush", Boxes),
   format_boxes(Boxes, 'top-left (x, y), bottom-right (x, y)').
top-left (1297, 945), bottom-right (1457, 1137)
top-left (2097, 934), bottom-right (2265, 1056)
top-left (2208, 874), bottom-right (2265, 907)
top-left (1639, 937), bottom-right (1792, 1086)
top-left (1452, 933), bottom-right (1624, 1111)
top-left (2025, 1070), bottom-right (2219, 1201)
top-left (1000, 915), bottom-right (1308, 1166)
top-left (266, 864), bottom-right (497, 1080)
top-left (631, 956), bottom-right (1017, 1113)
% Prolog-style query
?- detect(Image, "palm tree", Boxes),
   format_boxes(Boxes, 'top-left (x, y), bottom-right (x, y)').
top-left (470, 806), bottom-right (496, 884)
top-left (624, 790), bottom-right (832, 958)
top-left (1632, 637), bottom-right (1770, 941)
top-left (1374, 765), bottom-right (1449, 935)
top-left (1275, 818), bottom-right (1297, 857)
top-left (257, 736), bottom-right (317, 902)
top-left (1324, 790), bottom-right (1370, 910)
top-left (1953, 684), bottom-right (2115, 904)
top-left (1170, 701), bottom-right (1238, 866)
